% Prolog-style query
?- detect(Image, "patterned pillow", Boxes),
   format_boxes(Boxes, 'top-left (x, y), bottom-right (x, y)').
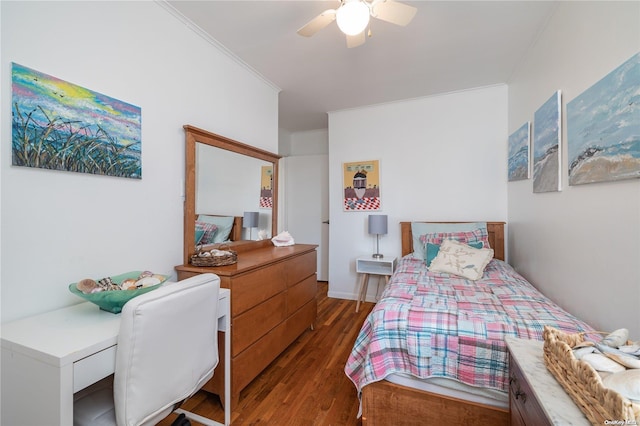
top-left (419, 228), bottom-right (490, 249)
top-left (425, 241), bottom-right (484, 266)
top-left (195, 220), bottom-right (218, 245)
top-left (429, 239), bottom-right (494, 281)
top-left (411, 222), bottom-right (487, 259)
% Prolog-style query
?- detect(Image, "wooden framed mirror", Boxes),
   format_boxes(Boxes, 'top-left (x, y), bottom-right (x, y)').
top-left (183, 125), bottom-right (281, 264)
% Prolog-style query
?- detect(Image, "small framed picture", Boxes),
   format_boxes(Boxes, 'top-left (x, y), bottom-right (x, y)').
top-left (343, 160), bottom-right (381, 211)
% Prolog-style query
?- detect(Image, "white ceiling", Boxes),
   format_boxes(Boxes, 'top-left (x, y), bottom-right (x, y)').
top-left (166, 1), bottom-right (557, 132)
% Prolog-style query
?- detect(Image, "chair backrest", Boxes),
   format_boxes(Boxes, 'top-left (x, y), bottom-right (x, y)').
top-left (113, 273), bottom-right (220, 426)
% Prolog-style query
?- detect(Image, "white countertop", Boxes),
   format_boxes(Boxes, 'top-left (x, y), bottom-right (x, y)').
top-left (505, 336), bottom-right (590, 426)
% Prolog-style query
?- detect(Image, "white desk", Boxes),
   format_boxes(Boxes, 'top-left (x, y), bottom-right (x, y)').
top-left (1, 287), bottom-right (231, 426)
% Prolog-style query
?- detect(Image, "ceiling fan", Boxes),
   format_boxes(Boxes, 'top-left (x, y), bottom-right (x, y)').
top-left (297, 0), bottom-right (417, 48)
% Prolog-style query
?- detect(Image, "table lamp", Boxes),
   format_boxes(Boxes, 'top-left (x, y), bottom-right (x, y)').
top-left (243, 211), bottom-right (259, 240)
top-left (368, 214), bottom-right (388, 259)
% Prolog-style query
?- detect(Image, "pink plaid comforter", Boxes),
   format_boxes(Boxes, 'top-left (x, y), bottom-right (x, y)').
top-left (345, 256), bottom-right (595, 394)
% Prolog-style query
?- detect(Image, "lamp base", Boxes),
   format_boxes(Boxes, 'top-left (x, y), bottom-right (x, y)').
top-left (372, 253), bottom-right (384, 259)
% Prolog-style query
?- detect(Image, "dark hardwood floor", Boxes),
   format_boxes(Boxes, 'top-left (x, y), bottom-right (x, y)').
top-left (159, 282), bottom-right (374, 426)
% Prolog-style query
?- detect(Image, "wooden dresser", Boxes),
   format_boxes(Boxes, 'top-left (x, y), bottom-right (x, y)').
top-left (175, 243), bottom-right (318, 408)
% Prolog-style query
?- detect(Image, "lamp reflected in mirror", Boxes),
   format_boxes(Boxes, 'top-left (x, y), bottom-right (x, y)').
top-left (243, 211), bottom-right (259, 240)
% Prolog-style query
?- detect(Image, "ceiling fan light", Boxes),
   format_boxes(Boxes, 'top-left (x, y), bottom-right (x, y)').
top-left (336, 1), bottom-right (370, 36)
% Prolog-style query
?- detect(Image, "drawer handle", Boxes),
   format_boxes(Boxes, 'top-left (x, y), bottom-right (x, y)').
top-left (515, 389), bottom-right (527, 403)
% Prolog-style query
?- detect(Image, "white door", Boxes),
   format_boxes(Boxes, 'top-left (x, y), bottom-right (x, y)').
top-left (285, 154), bottom-right (329, 281)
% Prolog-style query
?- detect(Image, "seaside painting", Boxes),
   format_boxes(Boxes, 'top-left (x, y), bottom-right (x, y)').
top-left (11, 63), bottom-right (142, 178)
top-left (508, 122), bottom-right (530, 181)
top-left (567, 52), bottom-right (640, 185)
top-left (533, 91), bottom-right (562, 193)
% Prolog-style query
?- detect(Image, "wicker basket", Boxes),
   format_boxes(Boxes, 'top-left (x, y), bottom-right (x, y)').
top-left (190, 245), bottom-right (237, 267)
top-left (543, 326), bottom-right (640, 425)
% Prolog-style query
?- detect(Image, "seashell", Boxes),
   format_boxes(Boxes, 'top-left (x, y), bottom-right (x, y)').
top-left (597, 370), bottom-right (613, 380)
top-left (605, 353), bottom-right (640, 369)
top-left (602, 328), bottom-right (629, 348)
top-left (619, 345), bottom-right (640, 355)
top-left (573, 341), bottom-right (596, 349)
top-left (152, 274), bottom-right (165, 282)
top-left (138, 271), bottom-right (154, 278)
top-left (120, 278), bottom-right (138, 290)
top-left (582, 353), bottom-right (627, 373)
top-left (97, 277), bottom-right (120, 291)
top-left (134, 276), bottom-right (161, 288)
top-left (76, 278), bottom-right (98, 294)
top-left (602, 369), bottom-right (640, 403)
top-left (596, 343), bottom-right (640, 368)
top-left (198, 251), bottom-right (212, 257)
top-left (573, 346), bottom-right (595, 360)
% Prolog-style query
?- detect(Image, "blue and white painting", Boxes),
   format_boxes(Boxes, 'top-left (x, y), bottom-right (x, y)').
top-left (11, 63), bottom-right (142, 178)
top-left (533, 91), bottom-right (562, 193)
top-left (567, 52), bottom-right (640, 185)
top-left (508, 122), bottom-right (530, 181)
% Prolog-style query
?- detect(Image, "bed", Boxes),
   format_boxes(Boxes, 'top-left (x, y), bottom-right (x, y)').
top-left (345, 221), bottom-right (595, 425)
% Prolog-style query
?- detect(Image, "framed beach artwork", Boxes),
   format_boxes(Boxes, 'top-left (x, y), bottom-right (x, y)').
top-left (259, 165), bottom-right (273, 208)
top-left (567, 52), bottom-right (640, 185)
top-left (533, 91), bottom-right (562, 193)
top-left (508, 122), bottom-right (530, 181)
top-left (343, 160), bottom-right (380, 211)
top-left (11, 63), bottom-right (142, 179)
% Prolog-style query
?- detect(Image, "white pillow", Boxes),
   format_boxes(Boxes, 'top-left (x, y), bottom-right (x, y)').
top-left (428, 239), bottom-right (494, 281)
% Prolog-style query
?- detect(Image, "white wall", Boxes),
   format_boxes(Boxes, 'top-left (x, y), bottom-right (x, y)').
top-left (328, 86), bottom-right (508, 300)
top-left (1, 1), bottom-right (278, 322)
top-left (280, 129), bottom-right (329, 279)
top-left (508, 2), bottom-right (640, 336)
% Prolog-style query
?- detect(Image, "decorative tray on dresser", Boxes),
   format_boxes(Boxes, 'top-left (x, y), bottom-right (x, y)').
top-left (176, 243), bottom-right (318, 409)
top-left (505, 337), bottom-right (591, 426)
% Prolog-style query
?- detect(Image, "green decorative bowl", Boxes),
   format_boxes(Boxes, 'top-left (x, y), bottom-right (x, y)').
top-left (69, 271), bottom-right (169, 314)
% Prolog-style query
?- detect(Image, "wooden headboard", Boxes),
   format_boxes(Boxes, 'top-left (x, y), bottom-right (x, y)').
top-left (400, 222), bottom-right (505, 261)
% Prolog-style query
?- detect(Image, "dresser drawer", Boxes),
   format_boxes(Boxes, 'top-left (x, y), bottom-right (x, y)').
top-left (284, 299), bottom-right (316, 346)
top-left (509, 355), bottom-right (551, 426)
top-left (232, 292), bottom-right (286, 357)
top-left (231, 262), bottom-right (285, 316)
top-left (233, 320), bottom-right (288, 393)
top-left (285, 251), bottom-right (317, 287)
top-left (286, 275), bottom-right (317, 316)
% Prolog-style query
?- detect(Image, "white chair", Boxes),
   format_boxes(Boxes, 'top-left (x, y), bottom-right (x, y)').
top-left (74, 273), bottom-right (221, 426)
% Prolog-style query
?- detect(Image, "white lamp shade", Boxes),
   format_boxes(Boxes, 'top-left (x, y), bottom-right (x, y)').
top-left (368, 215), bottom-right (388, 235)
top-left (243, 211), bottom-right (259, 228)
top-left (336, 1), bottom-right (370, 36)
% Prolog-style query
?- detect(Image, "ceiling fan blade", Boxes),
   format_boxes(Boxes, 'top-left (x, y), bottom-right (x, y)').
top-left (297, 9), bottom-right (337, 37)
top-left (346, 31), bottom-right (366, 48)
top-left (371, 0), bottom-right (417, 26)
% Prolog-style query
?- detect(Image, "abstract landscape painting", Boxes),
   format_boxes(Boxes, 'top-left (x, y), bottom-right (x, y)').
top-left (508, 122), bottom-right (530, 181)
top-left (567, 52), bottom-right (640, 185)
top-left (11, 63), bottom-right (142, 178)
top-left (533, 91), bottom-right (562, 193)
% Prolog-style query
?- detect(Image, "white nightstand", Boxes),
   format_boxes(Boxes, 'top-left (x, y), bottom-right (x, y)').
top-left (355, 255), bottom-right (397, 312)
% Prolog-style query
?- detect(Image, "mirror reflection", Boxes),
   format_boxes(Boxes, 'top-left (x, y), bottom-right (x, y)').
top-left (196, 144), bottom-right (273, 240)
top-left (182, 125), bottom-right (280, 264)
